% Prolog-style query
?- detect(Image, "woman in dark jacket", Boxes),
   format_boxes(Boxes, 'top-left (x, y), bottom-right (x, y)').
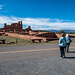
top-left (65, 34), bottom-right (72, 53)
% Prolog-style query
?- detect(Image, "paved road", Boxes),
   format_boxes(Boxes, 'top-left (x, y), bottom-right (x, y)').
top-left (0, 43), bottom-right (75, 75)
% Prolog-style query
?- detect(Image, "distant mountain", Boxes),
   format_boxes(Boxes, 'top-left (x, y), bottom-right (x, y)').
top-left (49, 30), bottom-right (75, 33)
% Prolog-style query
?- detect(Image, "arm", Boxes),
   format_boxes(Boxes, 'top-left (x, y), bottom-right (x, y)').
top-left (70, 38), bottom-right (72, 42)
top-left (59, 38), bottom-right (62, 44)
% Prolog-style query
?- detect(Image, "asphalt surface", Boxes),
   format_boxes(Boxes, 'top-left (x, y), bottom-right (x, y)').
top-left (0, 43), bottom-right (75, 75)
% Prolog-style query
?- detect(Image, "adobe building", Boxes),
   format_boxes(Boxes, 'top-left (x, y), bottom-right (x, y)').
top-left (36, 32), bottom-right (57, 38)
top-left (3, 21), bottom-right (23, 32)
top-left (0, 21), bottom-right (32, 33)
top-left (23, 26), bottom-right (32, 32)
top-left (0, 21), bottom-right (60, 40)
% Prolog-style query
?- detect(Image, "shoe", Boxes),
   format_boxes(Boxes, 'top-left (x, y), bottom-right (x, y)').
top-left (61, 55), bottom-right (65, 58)
top-left (63, 56), bottom-right (66, 58)
top-left (60, 56), bottom-right (63, 58)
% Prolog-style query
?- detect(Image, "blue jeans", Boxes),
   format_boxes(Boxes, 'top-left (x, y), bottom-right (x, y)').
top-left (59, 46), bottom-right (65, 57)
top-left (66, 43), bottom-right (70, 52)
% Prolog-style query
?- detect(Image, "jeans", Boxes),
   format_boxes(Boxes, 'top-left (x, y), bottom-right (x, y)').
top-left (66, 43), bottom-right (70, 52)
top-left (59, 46), bottom-right (65, 58)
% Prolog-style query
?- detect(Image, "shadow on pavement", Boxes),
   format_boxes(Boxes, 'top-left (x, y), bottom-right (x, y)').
top-left (65, 57), bottom-right (75, 59)
top-left (68, 51), bottom-right (75, 53)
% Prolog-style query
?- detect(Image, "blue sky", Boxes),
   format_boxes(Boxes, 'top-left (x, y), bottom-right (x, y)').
top-left (0, 0), bottom-right (75, 30)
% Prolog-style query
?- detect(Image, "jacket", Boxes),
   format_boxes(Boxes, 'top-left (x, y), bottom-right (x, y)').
top-left (65, 36), bottom-right (72, 44)
top-left (59, 37), bottom-right (66, 47)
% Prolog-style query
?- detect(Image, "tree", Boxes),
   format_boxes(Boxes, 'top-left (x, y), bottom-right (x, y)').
top-left (59, 30), bottom-right (65, 34)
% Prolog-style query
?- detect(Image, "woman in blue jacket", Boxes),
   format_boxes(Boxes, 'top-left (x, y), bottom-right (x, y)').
top-left (65, 34), bottom-right (72, 53)
top-left (59, 33), bottom-right (66, 58)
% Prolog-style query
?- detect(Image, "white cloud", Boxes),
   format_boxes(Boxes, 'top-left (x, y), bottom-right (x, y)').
top-left (0, 5), bottom-right (3, 9)
top-left (0, 16), bottom-right (75, 30)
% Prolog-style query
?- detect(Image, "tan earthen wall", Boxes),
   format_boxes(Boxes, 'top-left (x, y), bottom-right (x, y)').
top-left (55, 33), bottom-right (62, 39)
top-left (5, 32), bottom-right (46, 41)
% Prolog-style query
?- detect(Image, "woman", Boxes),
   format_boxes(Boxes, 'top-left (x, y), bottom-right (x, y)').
top-left (59, 33), bottom-right (66, 58)
top-left (65, 34), bottom-right (72, 53)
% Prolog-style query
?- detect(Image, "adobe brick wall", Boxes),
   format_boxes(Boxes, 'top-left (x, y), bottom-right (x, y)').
top-left (55, 33), bottom-right (75, 38)
top-left (55, 33), bottom-right (62, 39)
top-left (5, 32), bottom-right (46, 41)
top-left (5, 32), bottom-right (75, 41)
top-left (5, 32), bottom-right (62, 41)
top-left (37, 32), bottom-right (57, 38)
top-left (68, 34), bottom-right (75, 38)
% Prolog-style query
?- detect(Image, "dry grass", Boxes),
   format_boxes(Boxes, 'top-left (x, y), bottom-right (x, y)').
top-left (0, 35), bottom-right (74, 47)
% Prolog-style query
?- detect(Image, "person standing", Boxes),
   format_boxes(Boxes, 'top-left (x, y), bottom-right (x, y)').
top-left (65, 34), bottom-right (72, 53)
top-left (59, 33), bottom-right (66, 58)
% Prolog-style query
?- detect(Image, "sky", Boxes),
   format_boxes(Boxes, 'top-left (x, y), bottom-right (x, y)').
top-left (0, 0), bottom-right (75, 30)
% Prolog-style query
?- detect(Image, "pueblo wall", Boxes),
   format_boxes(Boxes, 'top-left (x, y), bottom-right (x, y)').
top-left (37, 32), bottom-right (57, 38)
top-left (5, 32), bottom-right (62, 41)
top-left (55, 33), bottom-right (61, 39)
top-left (54, 33), bottom-right (75, 38)
top-left (5, 32), bottom-right (46, 41)
top-left (3, 21), bottom-right (23, 32)
top-left (69, 34), bottom-right (75, 38)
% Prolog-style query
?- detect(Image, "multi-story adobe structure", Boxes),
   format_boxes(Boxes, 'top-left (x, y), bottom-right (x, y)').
top-left (0, 21), bottom-right (59, 40)
top-left (0, 21), bottom-right (32, 32)
top-left (3, 21), bottom-right (23, 32)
